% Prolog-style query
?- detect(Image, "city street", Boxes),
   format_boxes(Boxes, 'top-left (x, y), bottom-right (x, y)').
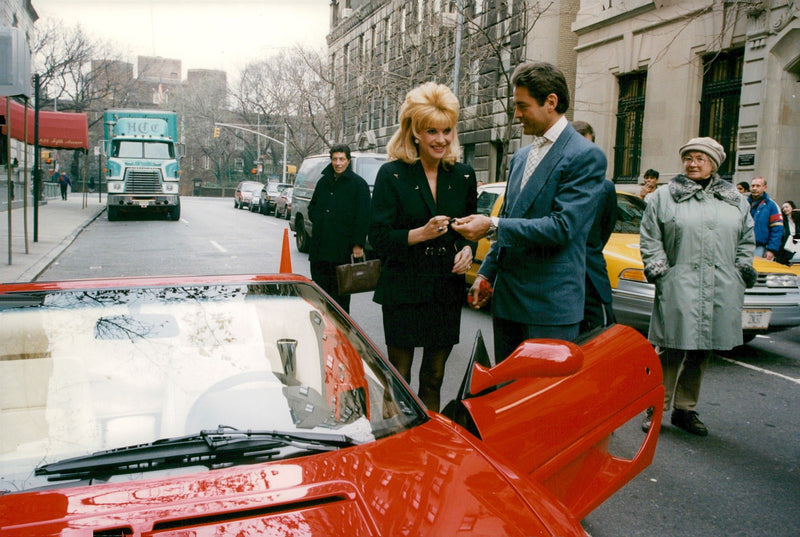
top-left (39, 196), bottom-right (800, 537)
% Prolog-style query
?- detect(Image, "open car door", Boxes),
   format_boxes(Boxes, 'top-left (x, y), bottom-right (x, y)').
top-left (447, 324), bottom-right (663, 520)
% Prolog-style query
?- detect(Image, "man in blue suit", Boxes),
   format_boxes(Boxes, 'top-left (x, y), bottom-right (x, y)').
top-left (452, 62), bottom-right (607, 362)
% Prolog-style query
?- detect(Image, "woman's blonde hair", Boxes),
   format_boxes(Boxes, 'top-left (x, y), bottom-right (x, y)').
top-left (386, 82), bottom-right (461, 166)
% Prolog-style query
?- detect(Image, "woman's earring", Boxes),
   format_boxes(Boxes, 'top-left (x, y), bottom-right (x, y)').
top-left (414, 138), bottom-right (419, 144)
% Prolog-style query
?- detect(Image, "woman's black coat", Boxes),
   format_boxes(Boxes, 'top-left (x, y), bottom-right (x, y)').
top-left (369, 159), bottom-right (477, 305)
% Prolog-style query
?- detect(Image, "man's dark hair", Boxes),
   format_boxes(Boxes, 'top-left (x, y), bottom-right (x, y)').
top-left (644, 169), bottom-right (660, 179)
top-left (511, 62), bottom-right (570, 114)
top-left (737, 181), bottom-right (750, 192)
top-left (329, 144), bottom-right (351, 160)
top-left (572, 121), bottom-right (594, 141)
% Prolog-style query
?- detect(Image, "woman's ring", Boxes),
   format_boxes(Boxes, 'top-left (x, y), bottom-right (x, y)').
top-left (438, 226), bottom-right (444, 232)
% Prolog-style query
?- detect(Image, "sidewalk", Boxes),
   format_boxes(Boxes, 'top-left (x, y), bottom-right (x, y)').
top-left (0, 195), bottom-right (105, 283)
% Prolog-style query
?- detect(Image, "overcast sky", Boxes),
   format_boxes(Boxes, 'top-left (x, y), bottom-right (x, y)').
top-left (33, 0), bottom-right (330, 78)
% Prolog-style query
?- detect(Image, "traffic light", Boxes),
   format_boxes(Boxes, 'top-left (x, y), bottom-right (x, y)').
top-left (213, 126), bottom-right (220, 138)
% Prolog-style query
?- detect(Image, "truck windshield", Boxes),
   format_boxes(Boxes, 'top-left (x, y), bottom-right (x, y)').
top-left (113, 141), bottom-right (174, 159)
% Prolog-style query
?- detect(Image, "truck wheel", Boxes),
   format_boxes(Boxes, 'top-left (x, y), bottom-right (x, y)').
top-left (168, 204), bottom-right (181, 221)
top-left (296, 218), bottom-right (310, 253)
top-left (107, 206), bottom-right (120, 221)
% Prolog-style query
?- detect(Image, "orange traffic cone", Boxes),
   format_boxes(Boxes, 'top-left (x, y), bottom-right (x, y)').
top-left (279, 228), bottom-right (292, 273)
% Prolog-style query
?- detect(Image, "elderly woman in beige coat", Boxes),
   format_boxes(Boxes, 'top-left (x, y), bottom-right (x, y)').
top-left (640, 137), bottom-right (755, 436)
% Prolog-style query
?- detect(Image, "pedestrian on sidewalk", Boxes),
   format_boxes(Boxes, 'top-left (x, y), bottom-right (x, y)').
top-left (57, 171), bottom-right (72, 200)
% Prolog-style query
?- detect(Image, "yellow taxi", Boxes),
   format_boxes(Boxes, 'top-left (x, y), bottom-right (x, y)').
top-left (466, 184), bottom-right (800, 342)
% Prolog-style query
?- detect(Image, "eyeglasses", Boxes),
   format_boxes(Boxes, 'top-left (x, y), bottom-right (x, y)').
top-left (682, 155), bottom-right (709, 165)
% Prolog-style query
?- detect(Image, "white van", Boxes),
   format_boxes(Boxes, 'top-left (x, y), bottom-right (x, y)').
top-left (289, 152), bottom-right (386, 253)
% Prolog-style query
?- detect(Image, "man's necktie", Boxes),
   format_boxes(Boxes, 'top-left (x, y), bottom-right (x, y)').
top-left (520, 137), bottom-right (547, 191)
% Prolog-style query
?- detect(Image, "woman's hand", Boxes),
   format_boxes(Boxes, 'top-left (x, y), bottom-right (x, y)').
top-left (409, 216), bottom-right (452, 245)
top-left (452, 246), bottom-right (473, 274)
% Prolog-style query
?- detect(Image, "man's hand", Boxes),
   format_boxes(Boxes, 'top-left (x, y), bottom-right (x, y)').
top-left (467, 275), bottom-right (493, 309)
top-left (451, 214), bottom-right (492, 242)
top-left (352, 245), bottom-right (365, 259)
top-left (764, 250), bottom-right (775, 261)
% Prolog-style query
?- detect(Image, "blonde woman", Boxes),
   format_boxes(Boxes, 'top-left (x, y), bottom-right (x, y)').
top-left (369, 82), bottom-right (477, 412)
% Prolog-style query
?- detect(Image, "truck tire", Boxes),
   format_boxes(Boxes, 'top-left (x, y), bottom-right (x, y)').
top-left (168, 204), bottom-right (181, 221)
top-left (296, 217), bottom-right (310, 253)
top-left (107, 206), bottom-right (120, 221)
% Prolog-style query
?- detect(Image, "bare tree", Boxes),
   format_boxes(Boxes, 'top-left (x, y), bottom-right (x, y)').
top-left (171, 82), bottom-right (238, 186)
top-left (232, 49), bottom-right (329, 170)
top-left (31, 17), bottom-right (136, 115)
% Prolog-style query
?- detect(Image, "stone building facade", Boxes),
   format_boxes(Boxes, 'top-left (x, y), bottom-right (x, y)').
top-left (327, 0), bottom-right (582, 183)
top-left (572, 0), bottom-right (799, 200)
top-left (1, 0), bottom-right (37, 41)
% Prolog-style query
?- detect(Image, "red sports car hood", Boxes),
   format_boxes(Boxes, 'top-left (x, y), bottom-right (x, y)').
top-left (0, 417), bottom-right (578, 536)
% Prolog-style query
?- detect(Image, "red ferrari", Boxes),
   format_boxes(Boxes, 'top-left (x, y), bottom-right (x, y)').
top-left (0, 273), bottom-right (662, 536)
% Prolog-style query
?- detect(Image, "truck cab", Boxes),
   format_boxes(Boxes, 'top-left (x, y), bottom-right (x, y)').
top-left (102, 110), bottom-right (185, 221)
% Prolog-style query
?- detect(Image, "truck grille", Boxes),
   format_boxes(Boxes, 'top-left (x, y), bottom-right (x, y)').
top-left (124, 168), bottom-right (162, 194)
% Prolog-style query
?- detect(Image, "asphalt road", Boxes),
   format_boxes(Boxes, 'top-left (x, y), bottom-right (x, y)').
top-left (40, 196), bottom-right (800, 537)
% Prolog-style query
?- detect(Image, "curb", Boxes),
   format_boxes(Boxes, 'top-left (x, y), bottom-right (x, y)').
top-left (19, 205), bottom-right (106, 283)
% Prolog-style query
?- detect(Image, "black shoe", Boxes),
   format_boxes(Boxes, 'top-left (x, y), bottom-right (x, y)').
top-left (671, 409), bottom-right (708, 436)
top-left (641, 408), bottom-right (654, 433)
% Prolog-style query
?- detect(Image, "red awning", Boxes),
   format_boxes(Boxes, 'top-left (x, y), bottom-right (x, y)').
top-left (1, 96), bottom-right (89, 150)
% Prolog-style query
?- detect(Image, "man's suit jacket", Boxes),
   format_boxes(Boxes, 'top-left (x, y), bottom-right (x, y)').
top-left (370, 159), bottom-right (477, 305)
top-left (586, 179), bottom-right (617, 305)
top-left (478, 124), bottom-right (607, 325)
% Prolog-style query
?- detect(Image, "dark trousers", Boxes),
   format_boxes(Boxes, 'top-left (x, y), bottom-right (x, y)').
top-left (492, 316), bottom-right (580, 364)
top-left (59, 183), bottom-right (68, 199)
top-left (310, 260), bottom-right (351, 313)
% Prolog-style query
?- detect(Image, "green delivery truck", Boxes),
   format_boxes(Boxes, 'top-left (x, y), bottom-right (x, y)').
top-left (102, 109), bottom-right (185, 221)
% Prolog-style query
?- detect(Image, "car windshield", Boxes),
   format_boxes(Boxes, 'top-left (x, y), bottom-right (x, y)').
top-left (113, 141), bottom-right (173, 159)
top-left (477, 186), bottom-right (505, 216)
top-left (243, 183), bottom-right (263, 193)
top-left (267, 183), bottom-right (291, 194)
top-left (354, 157), bottom-right (386, 189)
top-left (615, 193), bottom-right (647, 234)
top-left (0, 280), bottom-right (425, 493)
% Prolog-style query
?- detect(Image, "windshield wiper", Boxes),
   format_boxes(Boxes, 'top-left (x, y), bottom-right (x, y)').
top-left (34, 425), bottom-right (360, 480)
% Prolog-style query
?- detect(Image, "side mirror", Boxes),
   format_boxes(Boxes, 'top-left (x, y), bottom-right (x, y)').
top-left (470, 339), bottom-right (583, 394)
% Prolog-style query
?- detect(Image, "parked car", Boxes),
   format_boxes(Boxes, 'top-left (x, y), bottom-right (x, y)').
top-left (233, 180), bottom-right (265, 211)
top-left (290, 152), bottom-right (387, 253)
top-left (258, 182), bottom-right (292, 215)
top-left (274, 187), bottom-right (293, 219)
top-left (466, 183), bottom-right (800, 342)
top-left (0, 272), bottom-right (662, 536)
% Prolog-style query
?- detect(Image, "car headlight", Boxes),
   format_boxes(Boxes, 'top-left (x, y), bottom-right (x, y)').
top-left (765, 273), bottom-right (798, 288)
top-left (107, 181), bottom-right (123, 192)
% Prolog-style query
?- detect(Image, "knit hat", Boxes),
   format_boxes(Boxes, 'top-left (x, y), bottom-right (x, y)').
top-left (679, 137), bottom-right (726, 169)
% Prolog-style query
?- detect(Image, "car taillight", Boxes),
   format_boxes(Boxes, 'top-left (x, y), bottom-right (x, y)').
top-left (619, 268), bottom-right (647, 282)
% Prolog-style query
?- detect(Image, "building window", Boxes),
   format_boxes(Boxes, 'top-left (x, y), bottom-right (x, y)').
top-left (463, 143), bottom-right (476, 168)
top-left (234, 158), bottom-right (244, 172)
top-left (699, 49), bottom-right (743, 180)
top-left (613, 71), bottom-right (646, 183)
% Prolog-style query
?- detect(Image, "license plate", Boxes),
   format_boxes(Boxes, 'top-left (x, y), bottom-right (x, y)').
top-left (742, 309), bottom-right (771, 330)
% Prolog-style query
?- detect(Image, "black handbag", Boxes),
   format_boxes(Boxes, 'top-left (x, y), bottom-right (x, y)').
top-left (336, 255), bottom-right (381, 295)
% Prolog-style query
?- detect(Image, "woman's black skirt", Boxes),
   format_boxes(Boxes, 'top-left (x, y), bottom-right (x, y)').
top-left (382, 300), bottom-right (462, 349)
